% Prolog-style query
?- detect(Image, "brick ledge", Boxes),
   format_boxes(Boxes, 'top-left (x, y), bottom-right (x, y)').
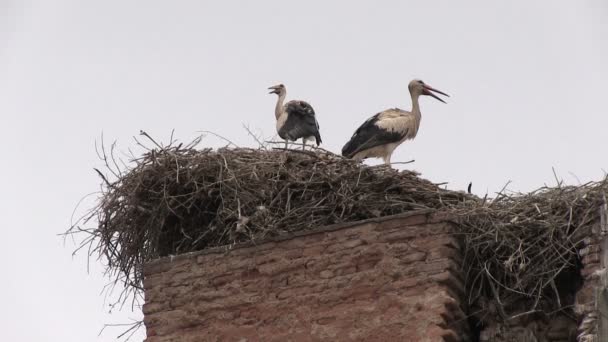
top-left (144, 209), bottom-right (454, 274)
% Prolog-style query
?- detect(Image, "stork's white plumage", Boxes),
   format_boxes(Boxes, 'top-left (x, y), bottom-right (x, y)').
top-left (342, 79), bottom-right (448, 164)
top-left (269, 84), bottom-right (322, 150)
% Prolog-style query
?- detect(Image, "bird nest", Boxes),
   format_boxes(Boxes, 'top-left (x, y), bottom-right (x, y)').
top-left (453, 179), bottom-right (607, 325)
top-left (69, 136), bottom-right (466, 297)
top-left (69, 135), bottom-right (607, 324)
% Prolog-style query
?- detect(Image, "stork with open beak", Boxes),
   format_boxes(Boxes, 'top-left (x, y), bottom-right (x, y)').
top-left (341, 79), bottom-right (449, 165)
top-left (269, 84), bottom-right (322, 150)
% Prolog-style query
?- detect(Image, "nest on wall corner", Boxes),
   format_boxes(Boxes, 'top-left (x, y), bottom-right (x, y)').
top-left (68, 133), bottom-right (608, 327)
top-left (453, 178), bottom-right (608, 331)
top-left (68, 134), bottom-right (466, 297)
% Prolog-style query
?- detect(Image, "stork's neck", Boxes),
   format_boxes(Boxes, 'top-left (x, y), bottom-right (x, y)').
top-left (410, 92), bottom-right (422, 119)
top-left (275, 93), bottom-right (286, 120)
top-left (408, 92), bottom-right (423, 136)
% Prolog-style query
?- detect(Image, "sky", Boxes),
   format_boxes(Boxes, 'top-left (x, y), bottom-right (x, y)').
top-left (1, 1), bottom-right (607, 341)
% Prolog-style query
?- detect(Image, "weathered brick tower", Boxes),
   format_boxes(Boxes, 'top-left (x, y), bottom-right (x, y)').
top-left (143, 212), bottom-right (469, 341)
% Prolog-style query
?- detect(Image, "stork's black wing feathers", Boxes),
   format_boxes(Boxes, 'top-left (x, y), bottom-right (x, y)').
top-left (279, 100), bottom-right (322, 145)
top-left (341, 113), bottom-right (406, 158)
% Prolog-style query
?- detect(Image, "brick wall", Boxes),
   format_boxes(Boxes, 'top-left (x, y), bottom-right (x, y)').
top-left (575, 218), bottom-right (607, 342)
top-left (142, 211), bottom-right (468, 341)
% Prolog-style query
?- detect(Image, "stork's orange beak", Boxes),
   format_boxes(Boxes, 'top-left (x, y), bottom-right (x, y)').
top-left (423, 84), bottom-right (449, 103)
top-left (268, 85), bottom-right (280, 94)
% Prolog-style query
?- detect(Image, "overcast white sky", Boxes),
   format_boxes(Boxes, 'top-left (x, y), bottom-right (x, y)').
top-left (1, 1), bottom-right (607, 341)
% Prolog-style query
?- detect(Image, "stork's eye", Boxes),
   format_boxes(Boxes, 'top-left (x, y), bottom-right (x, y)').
top-left (419, 80), bottom-right (425, 84)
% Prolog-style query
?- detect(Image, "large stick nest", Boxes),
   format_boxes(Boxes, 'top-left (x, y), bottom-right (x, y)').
top-left (72, 138), bottom-right (466, 294)
top-left (454, 178), bottom-right (607, 322)
top-left (70, 136), bottom-right (608, 323)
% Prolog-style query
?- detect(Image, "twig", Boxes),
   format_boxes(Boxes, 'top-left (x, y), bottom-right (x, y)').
top-left (94, 168), bottom-right (112, 188)
top-left (198, 130), bottom-right (239, 147)
top-left (242, 124), bottom-right (267, 149)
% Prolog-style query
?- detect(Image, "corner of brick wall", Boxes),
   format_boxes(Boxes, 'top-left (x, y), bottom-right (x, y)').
top-left (575, 217), bottom-right (608, 341)
top-left (142, 211), bottom-right (469, 341)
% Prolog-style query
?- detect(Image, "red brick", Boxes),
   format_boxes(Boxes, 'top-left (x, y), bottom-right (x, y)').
top-left (581, 264), bottom-right (601, 278)
top-left (579, 244), bottom-right (600, 256)
top-left (582, 252), bottom-right (601, 265)
top-left (375, 214), bottom-right (429, 231)
top-left (380, 228), bottom-right (419, 243)
top-left (143, 215), bottom-right (466, 341)
top-left (400, 251), bottom-right (427, 264)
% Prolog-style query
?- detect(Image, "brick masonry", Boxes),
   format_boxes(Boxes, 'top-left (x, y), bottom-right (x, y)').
top-left (574, 219), bottom-right (607, 342)
top-left (142, 211), bottom-right (469, 341)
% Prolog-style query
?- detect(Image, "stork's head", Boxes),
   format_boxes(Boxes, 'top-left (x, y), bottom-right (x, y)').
top-left (408, 79), bottom-right (449, 103)
top-left (268, 84), bottom-right (286, 96)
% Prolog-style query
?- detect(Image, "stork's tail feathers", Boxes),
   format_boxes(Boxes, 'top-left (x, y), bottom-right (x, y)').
top-left (315, 132), bottom-right (322, 146)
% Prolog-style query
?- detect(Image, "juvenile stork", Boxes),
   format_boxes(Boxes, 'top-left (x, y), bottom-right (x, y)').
top-left (341, 79), bottom-right (448, 165)
top-left (268, 84), bottom-right (322, 150)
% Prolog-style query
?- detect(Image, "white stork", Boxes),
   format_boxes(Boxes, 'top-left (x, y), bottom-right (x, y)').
top-left (341, 79), bottom-right (448, 164)
top-left (269, 83), bottom-right (322, 150)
